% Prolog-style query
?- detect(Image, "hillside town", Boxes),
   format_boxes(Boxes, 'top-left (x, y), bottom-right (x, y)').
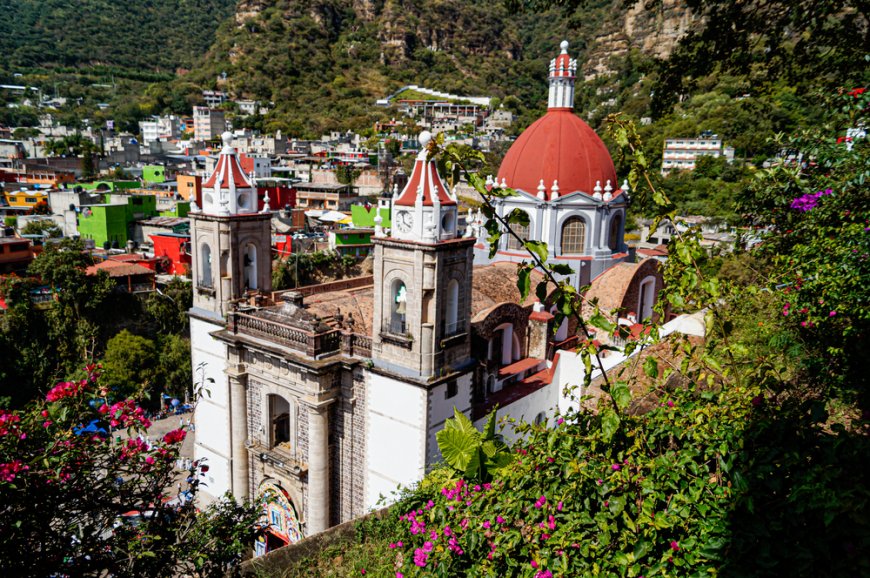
top-left (0, 0), bottom-right (867, 575)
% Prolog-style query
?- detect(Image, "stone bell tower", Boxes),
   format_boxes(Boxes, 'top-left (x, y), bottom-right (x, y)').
top-left (189, 131), bottom-right (272, 504)
top-left (370, 131), bottom-right (475, 378)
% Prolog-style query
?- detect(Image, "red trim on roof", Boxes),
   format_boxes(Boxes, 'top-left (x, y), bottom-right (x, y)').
top-left (203, 150), bottom-right (253, 190)
top-left (498, 357), bottom-right (545, 379)
top-left (393, 157), bottom-right (456, 207)
top-left (529, 311), bottom-right (554, 322)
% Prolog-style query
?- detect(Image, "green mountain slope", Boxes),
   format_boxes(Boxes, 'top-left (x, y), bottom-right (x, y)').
top-left (188, 0), bottom-right (617, 136)
top-left (0, 0), bottom-right (238, 73)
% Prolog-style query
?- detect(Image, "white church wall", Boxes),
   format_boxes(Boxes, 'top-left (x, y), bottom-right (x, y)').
top-left (195, 444), bottom-right (231, 504)
top-left (191, 316), bottom-right (232, 502)
top-left (426, 372), bottom-right (474, 464)
top-left (473, 382), bottom-right (557, 445)
top-left (365, 372), bottom-right (428, 508)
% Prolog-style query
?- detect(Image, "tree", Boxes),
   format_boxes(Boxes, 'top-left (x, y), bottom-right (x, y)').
top-left (0, 367), bottom-right (262, 577)
top-left (21, 219), bottom-right (62, 238)
top-left (27, 238), bottom-right (115, 377)
top-left (100, 330), bottom-right (158, 401)
top-left (144, 277), bottom-right (193, 335)
top-left (154, 334), bottom-right (192, 402)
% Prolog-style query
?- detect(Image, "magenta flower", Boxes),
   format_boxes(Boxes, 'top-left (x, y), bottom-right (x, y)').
top-left (829, 310), bottom-right (837, 317)
top-left (612, 464), bottom-right (621, 471)
top-left (671, 540), bottom-right (680, 551)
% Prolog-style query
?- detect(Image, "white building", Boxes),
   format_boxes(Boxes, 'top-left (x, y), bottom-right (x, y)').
top-left (193, 107), bottom-right (227, 142)
top-left (661, 134), bottom-right (735, 175)
top-left (138, 115), bottom-right (183, 146)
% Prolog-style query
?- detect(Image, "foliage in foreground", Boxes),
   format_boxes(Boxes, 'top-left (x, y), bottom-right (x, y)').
top-left (323, 88), bottom-right (870, 577)
top-left (0, 367), bottom-right (262, 577)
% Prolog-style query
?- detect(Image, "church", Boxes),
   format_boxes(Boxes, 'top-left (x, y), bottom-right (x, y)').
top-left (188, 41), bottom-right (663, 555)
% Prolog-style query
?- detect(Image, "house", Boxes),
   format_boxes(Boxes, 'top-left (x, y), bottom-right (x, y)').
top-left (661, 133), bottom-right (735, 176)
top-left (294, 183), bottom-right (357, 211)
top-left (189, 43), bottom-right (666, 555)
top-left (150, 232), bottom-right (191, 276)
top-left (328, 228), bottom-right (374, 257)
top-left (85, 259), bottom-right (156, 293)
top-left (0, 236), bottom-right (36, 274)
top-left (193, 107), bottom-right (226, 142)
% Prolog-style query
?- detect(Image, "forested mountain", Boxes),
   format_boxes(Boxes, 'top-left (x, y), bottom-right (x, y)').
top-left (0, 0), bottom-right (237, 74)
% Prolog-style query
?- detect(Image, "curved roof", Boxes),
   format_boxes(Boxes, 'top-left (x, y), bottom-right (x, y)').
top-left (394, 154), bottom-right (456, 207)
top-left (497, 110), bottom-right (618, 201)
top-left (203, 151), bottom-right (253, 190)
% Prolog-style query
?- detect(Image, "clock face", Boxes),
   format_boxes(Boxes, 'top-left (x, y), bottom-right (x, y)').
top-left (396, 210), bottom-right (413, 233)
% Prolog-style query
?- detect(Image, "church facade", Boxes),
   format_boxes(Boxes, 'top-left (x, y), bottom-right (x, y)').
top-left (189, 42), bottom-right (663, 555)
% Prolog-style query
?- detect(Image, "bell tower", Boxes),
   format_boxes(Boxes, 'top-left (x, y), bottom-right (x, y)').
top-left (190, 131), bottom-right (272, 317)
top-left (370, 132), bottom-right (474, 379)
top-left (189, 131), bottom-right (272, 505)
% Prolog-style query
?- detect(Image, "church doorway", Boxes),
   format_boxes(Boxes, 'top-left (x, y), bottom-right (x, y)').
top-left (255, 484), bottom-right (303, 556)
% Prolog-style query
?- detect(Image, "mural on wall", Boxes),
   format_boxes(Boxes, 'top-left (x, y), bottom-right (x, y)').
top-left (255, 483), bottom-right (303, 556)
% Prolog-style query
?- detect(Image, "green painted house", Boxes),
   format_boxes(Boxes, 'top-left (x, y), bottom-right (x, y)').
top-left (329, 228), bottom-right (374, 257)
top-left (77, 204), bottom-right (129, 248)
top-left (142, 165), bottom-right (167, 183)
top-left (350, 204), bottom-right (391, 228)
top-left (78, 195), bottom-right (161, 247)
top-left (79, 180), bottom-right (140, 192)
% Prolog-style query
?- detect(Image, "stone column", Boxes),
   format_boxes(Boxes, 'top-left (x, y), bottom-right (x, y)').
top-left (306, 403), bottom-right (330, 534)
top-left (228, 370), bottom-right (249, 500)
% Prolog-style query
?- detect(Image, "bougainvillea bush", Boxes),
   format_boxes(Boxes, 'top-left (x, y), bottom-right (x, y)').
top-left (366, 88), bottom-right (870, 577)
top-left (0, 367), bottom-right (261, 577)
top-left (386, 381), bottom-right (754, 578)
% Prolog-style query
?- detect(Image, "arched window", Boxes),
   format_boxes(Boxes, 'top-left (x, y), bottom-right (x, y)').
top-left (560, 217), bottom-right (586, 255)
top-left (200, 244), bottom-right (212, 287)
top-left (506, 213), bottom-right (530, 251)
top-left (608, 214), bottom-right (622, 251)
top-left (268, 395), bottom-right (291, 447)
top-left (389, 280), bottom-right (407, 334)
top-left (244, 243), bottom-right (258, 290)
top-left (445, 279), bottom-right (460, 335)
top-left (638, 276), bottom-right (656, 321)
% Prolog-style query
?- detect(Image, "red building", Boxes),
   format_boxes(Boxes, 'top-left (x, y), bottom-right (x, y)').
top-left (150, 232), bottom-right (191, 276)
top-left (257, 185), bottom-right (296, 212)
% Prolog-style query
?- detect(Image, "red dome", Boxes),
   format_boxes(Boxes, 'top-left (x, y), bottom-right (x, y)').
top-left (497, 110), bottom-right (617, 200)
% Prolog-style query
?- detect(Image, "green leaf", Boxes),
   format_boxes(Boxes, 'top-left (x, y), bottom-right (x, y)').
top-left (612, 382), bottom-right (632, 411)
top-left (524, 240), bottom-right (549, 264)
top-left (601, 409), bottom-right (620, 442)
top-left (507, 208), bottom-right (530, 227)
top-left (436, 425), bottom-right (479, 473)
top-left (589, 311), bottom-right (615, 333)
top-left (536, 280), bottom-right (549, 303)
top-left (643, 356), bottom-right (658, 379)
top-left (517, 266), bottom-right (531, 300)
top-left (550, 263), bottom-right (574, 275)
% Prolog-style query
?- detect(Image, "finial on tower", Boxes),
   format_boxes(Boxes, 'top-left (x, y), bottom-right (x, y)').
top-left (548, 40), bottom-right (577, 109)
top-left (221, 131), bottom-right (233, 150)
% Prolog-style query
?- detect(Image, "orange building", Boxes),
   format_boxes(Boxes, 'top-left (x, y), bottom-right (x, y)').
top-left (176, 174), bottom-right (202, 206)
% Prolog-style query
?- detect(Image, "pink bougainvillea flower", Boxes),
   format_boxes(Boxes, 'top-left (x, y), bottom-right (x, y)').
top-left (829, 310), bottom-right (837, 317)
top-left (163, 429), bottom-right (186, 444)
top-left (612, 464), bottom-right (621, 471)
top-left (671, 540), bottom-right (680, 551)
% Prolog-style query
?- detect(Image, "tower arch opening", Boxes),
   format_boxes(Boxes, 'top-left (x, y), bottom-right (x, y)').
top-left (199, 243), bottom-right (213, 287)
top-left (244, 242), bottom-right (258, 290)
